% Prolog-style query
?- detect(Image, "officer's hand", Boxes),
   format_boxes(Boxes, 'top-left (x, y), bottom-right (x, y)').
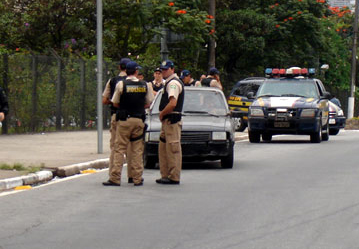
top-left (159, 111), bottom-right (164, 121)
top-left (0, 112), bottom-right (4, 122)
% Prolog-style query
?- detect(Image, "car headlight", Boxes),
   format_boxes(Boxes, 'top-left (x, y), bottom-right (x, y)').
top-left (148, 132), bottom-right (160, 142)
top-left (301, 109), bottom-right (316, 117)
top-left (250, 108), bottom-right (264, 117)
top-left (338, 109), bottom-right (344, 116)
top-left (212, 132), bottom-right (227, 140)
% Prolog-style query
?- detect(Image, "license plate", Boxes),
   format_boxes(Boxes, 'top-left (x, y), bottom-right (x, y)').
top-left (274, 122), bottom-right (290, 128)
top-left (329, 118), bottom-right (336, 124)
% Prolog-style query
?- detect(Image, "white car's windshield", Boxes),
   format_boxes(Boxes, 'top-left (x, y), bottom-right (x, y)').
top-left (257, 81), bottom-right (319, 98)
top-left (151, 90), bottom-right (227, 116)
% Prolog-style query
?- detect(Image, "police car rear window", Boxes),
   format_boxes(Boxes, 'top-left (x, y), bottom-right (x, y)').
top-left (233, 83), bottom-right (261, 96)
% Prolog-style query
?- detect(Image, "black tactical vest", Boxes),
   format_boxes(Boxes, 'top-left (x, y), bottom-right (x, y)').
top-left (201, 77), bottom-right (212, 87)
top-left (109, 75), bottom-right (127, 114)
top-left (152, 81), bottom-right (164, 92)
top-left (119, 79), bottom-right (147, 117)
top-left (159, 78), bottom-right (185, 113)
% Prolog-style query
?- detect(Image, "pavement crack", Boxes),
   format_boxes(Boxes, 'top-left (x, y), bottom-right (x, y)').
top-left (0, 220), bottom-right (42, 241)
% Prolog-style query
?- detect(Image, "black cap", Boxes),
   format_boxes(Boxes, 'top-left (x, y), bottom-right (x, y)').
top-left (160, 60), bottom-right (174, 70)
top-left (126, 61), bottom-right (141, 70)
top-left (119, 58), bottom-right (131, 67)
top-left (180, 70), bottom-right (190, 79)
top-left (209, 67), bottom-right (220, 75)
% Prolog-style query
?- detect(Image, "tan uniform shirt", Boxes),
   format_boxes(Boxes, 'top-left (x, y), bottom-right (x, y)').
top-left (165, 73), bottom-right (183, 100)
top-left (111, 75), bottom-right (154, 106)
top-left (102, 71), bottom-right (127, 99)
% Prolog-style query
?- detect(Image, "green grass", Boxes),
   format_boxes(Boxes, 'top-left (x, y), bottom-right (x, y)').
top-left (0, 163), bottom-right (45, 174)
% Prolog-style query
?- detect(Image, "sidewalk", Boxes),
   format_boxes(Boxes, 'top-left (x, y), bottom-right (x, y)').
top-left (0, 130), bottom-right (111, 180)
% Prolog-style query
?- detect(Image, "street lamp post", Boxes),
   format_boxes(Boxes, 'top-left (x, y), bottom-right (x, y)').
top-left (349, 0), bottom-right (359, 119)
top-left (160, 26), bottom-right (169, 62)
top-left (96, 0), bottom-right (103, 153)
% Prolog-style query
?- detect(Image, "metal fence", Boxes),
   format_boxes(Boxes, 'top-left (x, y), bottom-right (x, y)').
top-left (1, 54), bottom-right (117, 134)
top-left (1, 53), bottom-right (358, 135)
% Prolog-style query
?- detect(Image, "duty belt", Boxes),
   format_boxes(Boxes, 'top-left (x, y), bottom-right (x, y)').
top-left (163, 113), bottom-right (182, 124)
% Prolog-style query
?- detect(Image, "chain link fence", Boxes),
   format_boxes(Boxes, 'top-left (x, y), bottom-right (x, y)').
top-left (1, 54), bottom-right (118, 134)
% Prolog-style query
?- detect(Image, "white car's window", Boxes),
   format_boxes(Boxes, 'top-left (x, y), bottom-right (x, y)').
top-left (151, 90), bottom-right (227, 116)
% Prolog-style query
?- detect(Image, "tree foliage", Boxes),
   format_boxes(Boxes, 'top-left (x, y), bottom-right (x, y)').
top-left (0, 0), bottom-right (355, 90)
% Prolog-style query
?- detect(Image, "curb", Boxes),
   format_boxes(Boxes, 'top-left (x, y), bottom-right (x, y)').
top-left (0, 159), bottom-right (109, 191)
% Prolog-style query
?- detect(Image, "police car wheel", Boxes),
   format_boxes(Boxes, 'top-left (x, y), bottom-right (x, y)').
top-left (310, 122), bottom-right (322, 143)
top-left (249, 131), bottom-right (261, 143)
top-left (262, 133), bottom-right (272, 142)
top-left (322, 123), bottom-right (329, 141)
top-left (221, 145), bottom-right (234, 168)
top-left (235, 118), bottom-right (246, 132)
top-left (329, 128), bottom-right (339, 135)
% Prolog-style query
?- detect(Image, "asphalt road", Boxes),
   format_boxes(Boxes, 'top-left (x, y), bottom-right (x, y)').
top-left (1, 131), bottom-right (359, 249)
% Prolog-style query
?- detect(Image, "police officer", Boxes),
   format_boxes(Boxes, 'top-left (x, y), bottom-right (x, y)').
top-left (0, 85), bottom-right (9, 123)
top-left (151, 67), bottom-right (165, 95)
top-left (102, 58), bottom-right (131, 183)
top-left (156, 60), bottom-right (185, 185)
top-left (103, 61), bottom-right (154, 186)
top-left (200, 67), bottom-right (223, 90)
top-left (180, 69), bottom-right (199, 87)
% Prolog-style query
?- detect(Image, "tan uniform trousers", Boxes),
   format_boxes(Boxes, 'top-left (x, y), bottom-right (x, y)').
top-left (112, 117), bottom-right (145, 184)
top-left (159, 119), bottom-right (182, 182)
top-left (109, 114), bottom-right (132, 179)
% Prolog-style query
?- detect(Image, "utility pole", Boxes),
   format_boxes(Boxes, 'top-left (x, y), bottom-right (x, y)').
top-left (96, 0), bottom-right (103, 153)
top-left (208, 0), bottom-right (216, 72)
top-left (349, 0), bottom-right (359, 119)
top-left (160, 26), bottom-right (169, 62)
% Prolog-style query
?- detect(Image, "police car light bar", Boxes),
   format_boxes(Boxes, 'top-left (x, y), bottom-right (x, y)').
top-left (265, 67), bottom-right (316, 78)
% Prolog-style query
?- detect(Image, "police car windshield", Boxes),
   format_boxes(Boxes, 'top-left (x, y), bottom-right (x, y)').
top-left (257, 80), bottom-right (319, 98)
top-left (151, 90), bottom-right (227, 116)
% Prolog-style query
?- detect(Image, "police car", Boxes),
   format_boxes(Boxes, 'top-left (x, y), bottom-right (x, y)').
top-left (247, 67), bottom-right (331, 143)
top-left (227, 77), bottom-right (265, 131)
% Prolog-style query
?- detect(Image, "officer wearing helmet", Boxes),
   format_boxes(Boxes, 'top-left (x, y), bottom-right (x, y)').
top-left (156, 60), bottom-right (185, 185)
top-left (102, 57), bottom-right (130, 181)
top-left (200, 67), bottom-right (223, 90)
top-left (103, 61), bottom-right (154, 186)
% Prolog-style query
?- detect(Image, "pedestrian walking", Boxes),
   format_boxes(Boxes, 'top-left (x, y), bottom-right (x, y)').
top-left (103, 61), bottom-right (154, 186)
top-left (156, 60), bottom-right (185, 185)
top-left (102, 58), bottom-right (132, 183)
top-left (200, 67), bottom-right (223, 90)
top-left (0, 85), bottom-right (9, 123)
top-left (151, 67), bottom-right (165, 95)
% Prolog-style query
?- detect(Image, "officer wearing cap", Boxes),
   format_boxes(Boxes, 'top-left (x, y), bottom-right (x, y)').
top-left (0, 85), bottom-right (9, 123)
top-left (102, 58), bottom-right (130, 181)
top-left (156, 60), bottom-right (185, 185)
top-left (103, 61), bottom-right (154, 186)
top-left (180, 70), bottom-right (199, 87)
top-left (152, 68), bottom-right (165, 95)
top-left (200, 67), bottom-right (223, 90)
